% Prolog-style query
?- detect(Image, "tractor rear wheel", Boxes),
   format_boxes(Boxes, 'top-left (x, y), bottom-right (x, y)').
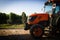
top-left (56, 16), bottom-right (60, 27)
top-left (52, 15), bottom-right (60, 26)
top-left (30, 24), bottom-right (44, 38)
top-left (51, 16), bottom-right (60, 37)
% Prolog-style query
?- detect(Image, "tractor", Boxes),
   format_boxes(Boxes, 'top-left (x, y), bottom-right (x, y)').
top-left (24, 0), bottom-right (60, 38)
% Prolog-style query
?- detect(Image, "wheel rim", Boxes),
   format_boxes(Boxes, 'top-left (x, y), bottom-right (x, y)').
top-left (33, 27), bottom-right (43, 37)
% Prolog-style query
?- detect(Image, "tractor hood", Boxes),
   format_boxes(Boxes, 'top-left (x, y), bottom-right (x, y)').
top-left (29, 13), bottom-right (48, 17)
top-left (27, 13), bottom-right (49, 25)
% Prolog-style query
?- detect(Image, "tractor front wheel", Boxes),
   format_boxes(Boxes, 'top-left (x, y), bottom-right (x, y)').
top-left (30, 24), bottom-right (44, 38)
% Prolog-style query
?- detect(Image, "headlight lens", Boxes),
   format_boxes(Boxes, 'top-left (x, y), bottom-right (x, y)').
top-left (27, 16), bottom-right (37, 22)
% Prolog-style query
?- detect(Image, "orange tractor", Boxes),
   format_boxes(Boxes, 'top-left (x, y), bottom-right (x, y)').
top-left (24, 0), bottom-right (60, 38)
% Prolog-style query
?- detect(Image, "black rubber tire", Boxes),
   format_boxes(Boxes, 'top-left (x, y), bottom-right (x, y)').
top-left (52, 15), bottom-right (58, 26)
top-left (52, 16), bottom-right (60, 27)
top-left (30, 24), bottom-right (44, 38)
top-left (56, 16), bottom-right (60, 27)
top-left (51, 16), bottom-right (60, 37)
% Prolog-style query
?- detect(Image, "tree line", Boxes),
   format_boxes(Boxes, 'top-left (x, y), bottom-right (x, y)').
top-left (0, 12), bottom-right (27, 24)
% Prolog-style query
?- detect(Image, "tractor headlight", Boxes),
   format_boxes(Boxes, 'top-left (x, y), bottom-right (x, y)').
top-left (27, 16), bottom-right (37, 22)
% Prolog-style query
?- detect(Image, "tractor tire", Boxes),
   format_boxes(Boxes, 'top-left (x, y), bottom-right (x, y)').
top-left (52, 16), bottom-right (60, 26)
top-left (52, 16), bottom-right (58, 26)
top-left (56, 16), bottom-right (60, 27)
top-left (30, 24), bottom-right (44, 38)
top-left (51, 16), bottom-right (60, 37)
top-left (55, 16), bottom-right (60, 37)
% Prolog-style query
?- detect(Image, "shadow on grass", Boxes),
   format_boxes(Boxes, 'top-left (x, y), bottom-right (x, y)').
top-left (0, 34), bottom-right (60, 40)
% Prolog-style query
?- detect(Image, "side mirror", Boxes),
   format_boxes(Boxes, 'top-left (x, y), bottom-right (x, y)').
top-left (52, 3), bottom-right (56, 14)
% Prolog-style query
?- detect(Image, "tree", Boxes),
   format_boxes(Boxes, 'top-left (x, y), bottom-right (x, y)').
top-left (22, 12), bottom-right (27, 24)
top-left (0, 12), bottom-right (8, 24)
top-left (8, 12), bottom-right (16, 24)
top-left (0, 12), bottom-right (23, 24)
top-left (8, 12), bottom-right (23, 24)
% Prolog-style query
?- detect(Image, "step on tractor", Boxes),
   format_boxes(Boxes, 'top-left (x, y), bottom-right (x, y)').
top-left (24, 0), bottom-right (60, 38)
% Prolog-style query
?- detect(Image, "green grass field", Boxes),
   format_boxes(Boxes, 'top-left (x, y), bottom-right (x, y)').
top-left (0, 24), bottom-right (24, 28)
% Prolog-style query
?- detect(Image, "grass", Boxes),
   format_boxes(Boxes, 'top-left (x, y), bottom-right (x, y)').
top-left (0, 24), bottom-right (24, 28)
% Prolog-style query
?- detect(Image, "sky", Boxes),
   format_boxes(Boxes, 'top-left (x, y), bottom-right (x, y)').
top-left (0, 0), bottom-right (47, 16)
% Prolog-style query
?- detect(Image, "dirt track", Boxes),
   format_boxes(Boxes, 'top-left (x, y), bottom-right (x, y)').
top-left (0, 29), bottom-right (30, 36)
top-left (0, 29), bottom-right (59, 40)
